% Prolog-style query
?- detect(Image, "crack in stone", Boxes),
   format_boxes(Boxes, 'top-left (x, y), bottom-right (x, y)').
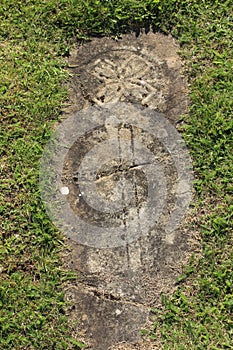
top-left (95, 162), bottom-right (151, 182)
top-left (66, 284), bottom-right (151, 310)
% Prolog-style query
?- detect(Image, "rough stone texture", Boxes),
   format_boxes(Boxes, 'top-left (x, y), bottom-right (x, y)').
top-left (63, 32), bottom-right (189, 124)
top-left (65, 286), bottom-right (150, 350)
top-left (61, 32), bottom-right (192, 349)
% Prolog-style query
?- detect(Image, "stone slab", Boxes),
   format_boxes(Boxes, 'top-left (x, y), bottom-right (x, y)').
top-left (41, 32), bottom-right (194, 349)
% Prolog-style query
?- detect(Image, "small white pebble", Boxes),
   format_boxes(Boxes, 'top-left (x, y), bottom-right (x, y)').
top-left (60, 186), bottom-right (69, 195)
top-left (115, 309), bottom-right (122, 316)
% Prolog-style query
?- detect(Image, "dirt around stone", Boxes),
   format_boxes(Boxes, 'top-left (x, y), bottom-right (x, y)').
top-left (60, 32), bottom-right (194, 350)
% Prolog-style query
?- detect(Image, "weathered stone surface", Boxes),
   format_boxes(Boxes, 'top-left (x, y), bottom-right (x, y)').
top-left (56, 32), bottom-right (192, 349)
top-left (64, 32), bottom-right (189, 124)
top-left (66, 286), bottom-right (149, 350)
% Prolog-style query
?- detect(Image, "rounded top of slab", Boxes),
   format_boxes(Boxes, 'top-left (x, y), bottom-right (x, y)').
top-left (66, 32), bottom-right (189, 123)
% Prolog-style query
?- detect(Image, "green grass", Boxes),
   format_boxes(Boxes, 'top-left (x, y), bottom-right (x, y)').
top-left (148, 1), bottom-right (233, 348)
top-left (0, 0), bottom-right (232, 349)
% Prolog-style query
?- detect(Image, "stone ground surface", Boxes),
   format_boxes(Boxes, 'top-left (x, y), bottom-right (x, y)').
top-left (60, 32), bottom-right (194, 349)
